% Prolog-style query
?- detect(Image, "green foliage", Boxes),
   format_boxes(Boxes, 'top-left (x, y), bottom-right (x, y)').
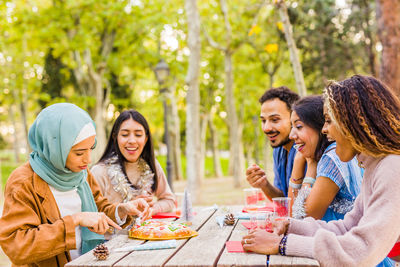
top-left (0, 151), bottom-right (21, 190)
top-left (39, 49), bottom-right (65, 108)
top-left (0, 135), bottom-right (7, 150)
top-left (0, 0), bottom-right (383, 177)
top-left (1, 163), bottom-right (18, 189)
top-left (288, 0), bottom-right (377, 92)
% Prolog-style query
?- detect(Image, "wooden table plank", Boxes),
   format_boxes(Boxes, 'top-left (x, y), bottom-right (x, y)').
top-left (164, 206), bottom-right (241, 267)
top-left (66, 234), bottom-right (144, 267)
top-left (291, 256), bottom-right (319, 267)
top-left (269, 255), bottom-right (319, 267)
top-left (217, 220), bottom-right (267, 267)
top-left (269, 255), bottom-right (293, 267)
top-left (114, 207), bottom-right (217, 267)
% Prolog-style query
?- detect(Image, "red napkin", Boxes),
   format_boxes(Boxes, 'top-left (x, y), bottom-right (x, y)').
top-left (152, 212), bottom-right (180, 219)
top-left (226, 241), bottom-right (245, 253)
top-left (241, 222), bottom-right (273, 232)
top-left (241, 221), bottom-right (255, 230)
top-left (388, 242), bottom-right (400, 257)
top-left (242, 202), bottom-right (276, 213)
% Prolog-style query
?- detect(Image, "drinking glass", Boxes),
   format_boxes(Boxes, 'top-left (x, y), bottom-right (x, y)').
top-left (248, 211), bottom-right (258, 232)
top-left (174, 192), bottom-right (184, 216)
top-left (264, 211), bottom-right (276, 232)
top-left (243, 188), bottom-right (258, 211)
top-left (256, 211), bottom-right (275, 230)
top-left (272, 197), bottom-right (291, 219)
top-left (256, 188), bottom-right (266, 207)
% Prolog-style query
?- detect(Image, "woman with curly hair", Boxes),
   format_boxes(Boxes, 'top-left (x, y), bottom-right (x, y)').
top-left (288, 95), bottom-right (363, 221)
top-left (242, 75), bottom-right (400, 266)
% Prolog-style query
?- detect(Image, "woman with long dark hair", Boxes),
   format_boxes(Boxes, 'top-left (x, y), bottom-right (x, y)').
top-left (288, 95), bottom-right (363, 221)
top-left (242, 75), bottom-right (400, 266)
top-left (91, 109), bottom-right (175, 216)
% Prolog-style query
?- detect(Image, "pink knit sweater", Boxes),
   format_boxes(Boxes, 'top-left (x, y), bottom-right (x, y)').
top-left (286, 153), bottom-right (400, 266)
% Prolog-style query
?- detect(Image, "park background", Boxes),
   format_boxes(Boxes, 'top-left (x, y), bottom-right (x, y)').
top-left (0, 0), bottom-right (399, 265)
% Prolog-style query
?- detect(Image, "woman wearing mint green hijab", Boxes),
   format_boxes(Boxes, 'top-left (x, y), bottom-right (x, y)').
top-left (0, 103), bottom-right (150, 267)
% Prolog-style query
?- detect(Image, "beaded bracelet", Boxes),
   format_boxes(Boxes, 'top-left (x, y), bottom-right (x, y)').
top-left (279, 235), bottom-right (288, 256)
top-left (289, 181), bottom-right (302, 189)
top-left (303, 176), bottom-right (316, 186)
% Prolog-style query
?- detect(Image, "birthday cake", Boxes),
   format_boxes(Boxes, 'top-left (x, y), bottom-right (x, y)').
top-left (129, 220), bottom-right (198, 240)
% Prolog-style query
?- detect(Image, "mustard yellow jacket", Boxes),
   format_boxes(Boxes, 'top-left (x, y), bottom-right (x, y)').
top-left (0, 162), bottom-right (126, 267)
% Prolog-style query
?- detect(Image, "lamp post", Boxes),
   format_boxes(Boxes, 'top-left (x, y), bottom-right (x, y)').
top-left (252, 115), bottom-right (259, 165)
top-left (154, 59), bottom-right (173, 190)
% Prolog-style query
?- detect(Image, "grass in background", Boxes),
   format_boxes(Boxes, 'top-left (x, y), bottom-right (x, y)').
top-left (0, 151), bottom-right (23, 191)
top-left (0, 152), bottom-right (231, 190)
top-left (1, 163), bottom-right (19, 189)
top-left (156, 155), bottom-right (229, 179)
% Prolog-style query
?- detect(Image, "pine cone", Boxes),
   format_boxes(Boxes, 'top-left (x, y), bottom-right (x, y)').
top-left (224, 213), bottom-right (235, 225)
top-left (93, 243), bottom-right (109, 260)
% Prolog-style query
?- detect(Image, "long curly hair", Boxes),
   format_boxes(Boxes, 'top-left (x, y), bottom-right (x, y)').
top-left (324, 75), bottom-right (400, 157)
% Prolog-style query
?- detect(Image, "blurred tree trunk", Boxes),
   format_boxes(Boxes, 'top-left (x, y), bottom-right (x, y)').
top-left (208, 115), bottom-right (223, 178)
top-left (185, 0), bottom-right (201, 202)
top-left (67, 17), bottom-right (114, 161)
top-left (12, 87), bottom-right (29, 159)
top-left (225, 51), bottom-right (244, 187)
top-left (8, 103), bottom-right (20, 163)
top-left (203, 0), bottom-right (266, 186)
top-left (204, 0), bottom-right (246, 187)
top-left (275, 0), bottom-right (307, 97)
top-left (166, 84), bottom-right (183, 181)
top-left (20, 87), bottom-right (29, 157)
top-left (85, 47), bottom-right (112, 162)
top-left (67, 16), bottom-right (90, 111)
top-left (18, 36), bottom-right (30, 158)
top-left (360, 0), bottom-right (378, 77)
top-left (376, 0), bottom-right (400, 95)
top-left (199, 113), bottom-right (209, 183)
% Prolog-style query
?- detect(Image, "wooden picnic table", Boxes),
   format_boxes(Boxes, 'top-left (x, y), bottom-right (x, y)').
top-left (66, 206), bottom-right (319, 267)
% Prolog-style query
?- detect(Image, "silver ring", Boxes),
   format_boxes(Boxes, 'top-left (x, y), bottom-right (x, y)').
top-left (244, 239), bottom-right (247, 244)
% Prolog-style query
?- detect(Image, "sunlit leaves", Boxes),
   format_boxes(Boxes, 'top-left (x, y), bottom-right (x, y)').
top-left (264, 43), bottom-right (279, 53)
top-left (248, 24), bottom-right (262, 36)
top-left (276, 21), bottom-right (284, 31)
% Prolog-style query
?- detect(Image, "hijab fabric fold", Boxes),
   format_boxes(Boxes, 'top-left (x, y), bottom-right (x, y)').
top-left (28, 103), bottom-right (104, 254)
